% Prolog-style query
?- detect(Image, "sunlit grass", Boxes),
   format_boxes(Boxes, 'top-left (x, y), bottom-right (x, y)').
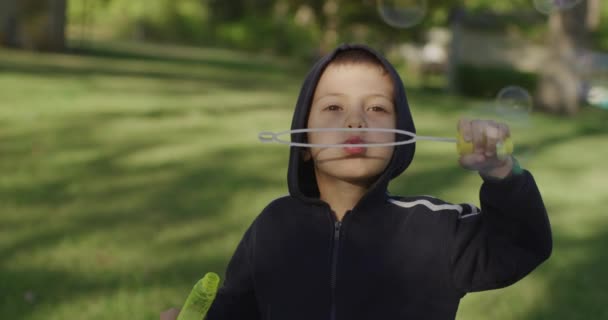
top-left (1, 41), bottom-right (607, 319)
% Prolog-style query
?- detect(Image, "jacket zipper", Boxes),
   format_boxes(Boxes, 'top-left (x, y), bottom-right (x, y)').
top-left (330, 219), bottom-right (342, 320)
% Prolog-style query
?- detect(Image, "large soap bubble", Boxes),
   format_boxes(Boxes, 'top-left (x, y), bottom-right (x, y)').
top-left (533, 0), bottom-right (583, 15)
top-left (377, 0), bottom-right (427, 29)
top-left (495, 85), bottom-right (534, 127)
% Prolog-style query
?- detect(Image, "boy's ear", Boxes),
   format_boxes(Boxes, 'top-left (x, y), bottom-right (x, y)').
top-left (301, 149), bottom-right (312, 161)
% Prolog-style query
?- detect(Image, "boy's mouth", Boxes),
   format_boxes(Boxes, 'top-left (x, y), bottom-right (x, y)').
top-left (343, 136), bottom-right (366, 155)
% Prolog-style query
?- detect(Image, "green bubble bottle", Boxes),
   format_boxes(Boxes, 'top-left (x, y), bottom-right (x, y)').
top-left (177, 272), bottom-right (220, 320)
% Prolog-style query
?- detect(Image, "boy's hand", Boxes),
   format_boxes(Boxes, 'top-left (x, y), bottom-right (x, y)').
top-left (160, 307), bottom-right (180, 320)
top-left (457, 118), bottom-right (513, 179)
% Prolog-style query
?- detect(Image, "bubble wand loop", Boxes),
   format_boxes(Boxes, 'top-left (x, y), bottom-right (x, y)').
top-left (258, 128), bottom-right (514, 158)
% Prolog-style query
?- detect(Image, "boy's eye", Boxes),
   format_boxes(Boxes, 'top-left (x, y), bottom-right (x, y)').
top-left (324, 105), bottom-right (342, 111)
top-left (368, 105), bottom-right (388, 113)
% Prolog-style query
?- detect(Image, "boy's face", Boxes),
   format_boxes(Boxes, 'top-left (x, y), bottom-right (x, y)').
top-left (306, 63), bottom-right (396, 185)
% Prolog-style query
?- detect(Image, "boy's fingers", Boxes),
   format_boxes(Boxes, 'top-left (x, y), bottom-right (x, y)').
top-left (498, 122), bottom-right (510, 138)
top-left (484, 121), bottom-right (499, 157)
top-left (471, 120), bottom-right (485, 153)
top-left (458, 118), bottom-right (472, 141)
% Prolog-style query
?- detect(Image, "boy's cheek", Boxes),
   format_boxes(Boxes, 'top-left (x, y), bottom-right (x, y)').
top-left (309, 113), bottom-right (346, 128)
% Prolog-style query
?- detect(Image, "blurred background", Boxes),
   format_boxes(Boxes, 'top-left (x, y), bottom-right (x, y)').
top-left (1, 0), bottom-right (607, 319)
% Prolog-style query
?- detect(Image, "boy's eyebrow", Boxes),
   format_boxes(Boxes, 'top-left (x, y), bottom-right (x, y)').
top-left (365, 93), bottom-right (393, 100)
top-left (312, 93), bottom-right (392, 104)
top-left (312, 93), bottom-right (344, 104)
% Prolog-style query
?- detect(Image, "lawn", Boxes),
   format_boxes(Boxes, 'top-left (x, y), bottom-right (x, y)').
top-left (1, 41), bottom-right (607, 320)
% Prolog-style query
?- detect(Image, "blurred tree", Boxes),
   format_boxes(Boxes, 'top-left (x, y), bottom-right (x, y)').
top-left (537, 0), bottom-right (597, 115)
top-left (0, 0), bottom-right (67, 51)
top-left (207, 0), bottom-right (274, 23)
top-left (0, 0), bottom-right (18, 47)
top-left (284, 0), bottom-right (437, 55)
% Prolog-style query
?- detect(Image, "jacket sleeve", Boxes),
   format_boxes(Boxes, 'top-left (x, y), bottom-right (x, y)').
top-left (206, 222), bottom-right (260, 319)
top-left (449, 169), bottom-right (553, 293)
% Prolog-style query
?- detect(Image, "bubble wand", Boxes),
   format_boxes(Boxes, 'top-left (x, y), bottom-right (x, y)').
top-left (176, 272), bottom-right (220, 320)
top-left (258, 128), bottom-right (513, 158)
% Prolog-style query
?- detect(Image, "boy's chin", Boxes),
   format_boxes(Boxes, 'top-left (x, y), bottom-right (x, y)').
top-left (339, 173), bottom-right (385, 187)
top-left (325, 169), bottom-right (384, 185)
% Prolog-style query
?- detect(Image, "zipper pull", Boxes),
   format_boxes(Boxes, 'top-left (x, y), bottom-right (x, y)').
top-left (334, 221), bottom-right (341, 238)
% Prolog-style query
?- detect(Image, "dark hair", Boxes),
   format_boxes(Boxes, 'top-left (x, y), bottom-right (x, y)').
top-left (329, 48), bottom-right (388, 74)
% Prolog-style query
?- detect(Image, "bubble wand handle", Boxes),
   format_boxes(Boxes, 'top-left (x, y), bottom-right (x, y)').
top-left (414, 132), bottom-right (512, 158)
top-left (423, 132), bottom-right (513, 158)
top-left (176, 272), bottom-right (220, 320)
top-left (456, 130), bottom-right (513, 158)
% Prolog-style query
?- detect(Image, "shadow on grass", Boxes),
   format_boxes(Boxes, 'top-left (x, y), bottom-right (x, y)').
top-left (0, 43), bottom-right (305, 93)
top-left (0, 61), bottom-right (294, 93)
top-left (0, 255), bottom-right (230, 319)
top-left (523, 229), bottom-right (608, 319)
top-left (0, 111), bottom-right (287, 318)
top-left (68, 44), bottom-right (293, 75)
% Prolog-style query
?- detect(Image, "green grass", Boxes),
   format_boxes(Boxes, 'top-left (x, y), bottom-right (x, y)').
top-left (1, 41), bottom-right (607, 320)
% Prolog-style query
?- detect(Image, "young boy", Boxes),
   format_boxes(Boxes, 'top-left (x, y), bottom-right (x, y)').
top-left (161, 44), bottom-right (552, 320)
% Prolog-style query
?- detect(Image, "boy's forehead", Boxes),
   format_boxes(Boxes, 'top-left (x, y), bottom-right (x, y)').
top-left (322, 62), bottom-right (387, 76)
top-left (314, 63), bottom-right (394, 96)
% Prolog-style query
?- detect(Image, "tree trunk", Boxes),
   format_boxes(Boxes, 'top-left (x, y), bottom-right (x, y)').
top-left (447, 6), bottom-right (465, 94)
top-left (586, 0), bottom-right (600, 31)
top-left (0, 0), bottom-right (67, 51)
top-left (536, 0), bottom-right (589, 115)
top-left (0, 0), bottom-right (18, 47)
top-left (48, 0), bottom-right (67, 51)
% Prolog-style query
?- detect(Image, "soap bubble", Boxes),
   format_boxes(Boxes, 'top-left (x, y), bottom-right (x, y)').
top-left (495, 86), bottom-right (533, 127)
top-left (533, 0), bottom-right (583, 15)
top-left (377, 0), bottom-right (427, 29)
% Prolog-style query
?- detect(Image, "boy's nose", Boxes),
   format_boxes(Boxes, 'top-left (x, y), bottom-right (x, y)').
top-left (346, 114), bottom-right (366, 128)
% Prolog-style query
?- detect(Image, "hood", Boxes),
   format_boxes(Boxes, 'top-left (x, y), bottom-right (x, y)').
top-left (287, 43), bottom-right (416, 209)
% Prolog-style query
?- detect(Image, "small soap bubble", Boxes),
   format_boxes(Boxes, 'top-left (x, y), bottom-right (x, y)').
top-left (495, 86), bottom-right (533, 128)
top-left (377, 0), bottom-right (427, 29)
top-left (24, 290), bottom-right (36, 304)
top-left (533, 0), bottom-right (583, 15)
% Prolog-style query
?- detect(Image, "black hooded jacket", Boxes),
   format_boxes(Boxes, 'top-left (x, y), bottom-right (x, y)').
top-left (206, 44), bottom-right (552, 320)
